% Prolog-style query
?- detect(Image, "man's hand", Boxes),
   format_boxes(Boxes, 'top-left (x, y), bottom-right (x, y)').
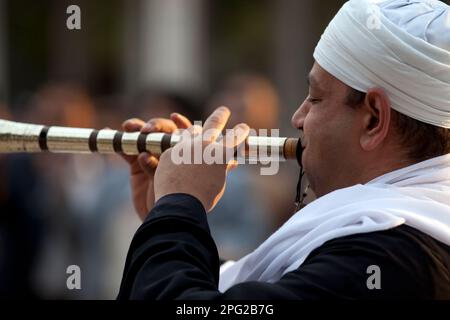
top-left (121, 113), bottom-right (192, 221)
top-left (154, 106), bottom-right (250, 212)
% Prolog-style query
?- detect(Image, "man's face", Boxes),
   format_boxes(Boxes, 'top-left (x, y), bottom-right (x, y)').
top-left (291, 62), bottom-right (363, 197)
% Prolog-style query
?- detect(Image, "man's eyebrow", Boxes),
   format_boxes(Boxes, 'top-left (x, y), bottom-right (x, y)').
top-left (307, 74), bottom-right (322, 89)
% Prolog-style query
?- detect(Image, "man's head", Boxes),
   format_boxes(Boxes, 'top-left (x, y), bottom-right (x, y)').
top-left (291, 63), bottom-right (450, 197)
top-left (290, 0), bottom-right (450, 197)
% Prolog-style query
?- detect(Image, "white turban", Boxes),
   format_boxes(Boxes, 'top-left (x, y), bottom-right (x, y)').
top-left (313, 0), bottom-right (450, 128)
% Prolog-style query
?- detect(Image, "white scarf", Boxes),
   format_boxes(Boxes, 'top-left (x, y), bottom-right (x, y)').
top-left (313, 0), bottom-right (450, 128)
top-left (219, 154), bottom-right (450, 292)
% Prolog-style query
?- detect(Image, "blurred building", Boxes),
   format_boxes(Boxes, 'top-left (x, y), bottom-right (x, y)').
top-left (0, 0), bottom-right (7, 102)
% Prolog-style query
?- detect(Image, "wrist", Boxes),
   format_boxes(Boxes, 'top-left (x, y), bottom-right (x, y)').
top-left (155, 189), bottom-right (205, 211)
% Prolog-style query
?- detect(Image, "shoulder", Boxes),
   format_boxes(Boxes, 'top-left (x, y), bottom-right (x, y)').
top-left (295, 225), bottom-right (450, 299)
top-left (308, 225), bottom-right (449, 265)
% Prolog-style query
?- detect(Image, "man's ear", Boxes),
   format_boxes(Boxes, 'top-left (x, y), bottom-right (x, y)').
top-left (359, 88), bottom-right (391, 151)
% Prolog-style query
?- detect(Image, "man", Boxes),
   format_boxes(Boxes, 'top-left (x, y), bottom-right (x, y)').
top-left (118, 0), bottom-right (450, 299)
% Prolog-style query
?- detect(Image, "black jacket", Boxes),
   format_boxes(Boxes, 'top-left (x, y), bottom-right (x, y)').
top-left (117, 194), bottom-right (450, 299)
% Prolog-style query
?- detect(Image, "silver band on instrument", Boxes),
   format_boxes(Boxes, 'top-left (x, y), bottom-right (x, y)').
top-left (96, 129), bottom-right (117, 153)
top-left (46, 126), bottom-right (94, 153)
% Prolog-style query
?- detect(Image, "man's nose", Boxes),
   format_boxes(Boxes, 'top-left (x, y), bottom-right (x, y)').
top-left (291, 99), bottom-right (310, 129)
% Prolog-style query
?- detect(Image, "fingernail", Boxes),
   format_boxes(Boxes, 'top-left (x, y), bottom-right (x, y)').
top-left (218, 106), bottom-right (230, 113)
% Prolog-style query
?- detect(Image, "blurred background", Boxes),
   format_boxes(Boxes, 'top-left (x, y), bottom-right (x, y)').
top-left (0, 0), bottom-right (405, 299)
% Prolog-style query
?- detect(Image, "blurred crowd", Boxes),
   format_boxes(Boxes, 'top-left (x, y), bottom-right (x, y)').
top-left (0, 74), bottom-right (300, 299)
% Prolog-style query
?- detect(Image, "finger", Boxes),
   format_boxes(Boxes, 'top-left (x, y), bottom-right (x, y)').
top-left (137, 152), bottom-right (159, 176)
top-left (223, 123), bottom-right (250, 149)
top-left (184, 124), bottom-right (203, 138)
top-left (120, 153), bottom-right (136, 165)
top-left (177, 125), bottom-right (202, 145)
top-left (189, 124), bottom-right (203, 135)
top-left (141, 118), bottom-right (178, 134)
top-left (170, 113), bottom-right (192, 129)
top-left (122, 118), bottom-right (146, 132)
top-left (202, 106), bottom-right (231, 142)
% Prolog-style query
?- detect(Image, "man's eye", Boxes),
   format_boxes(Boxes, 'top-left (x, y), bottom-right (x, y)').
top-left (307, 97), bottom-right (321, 104)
